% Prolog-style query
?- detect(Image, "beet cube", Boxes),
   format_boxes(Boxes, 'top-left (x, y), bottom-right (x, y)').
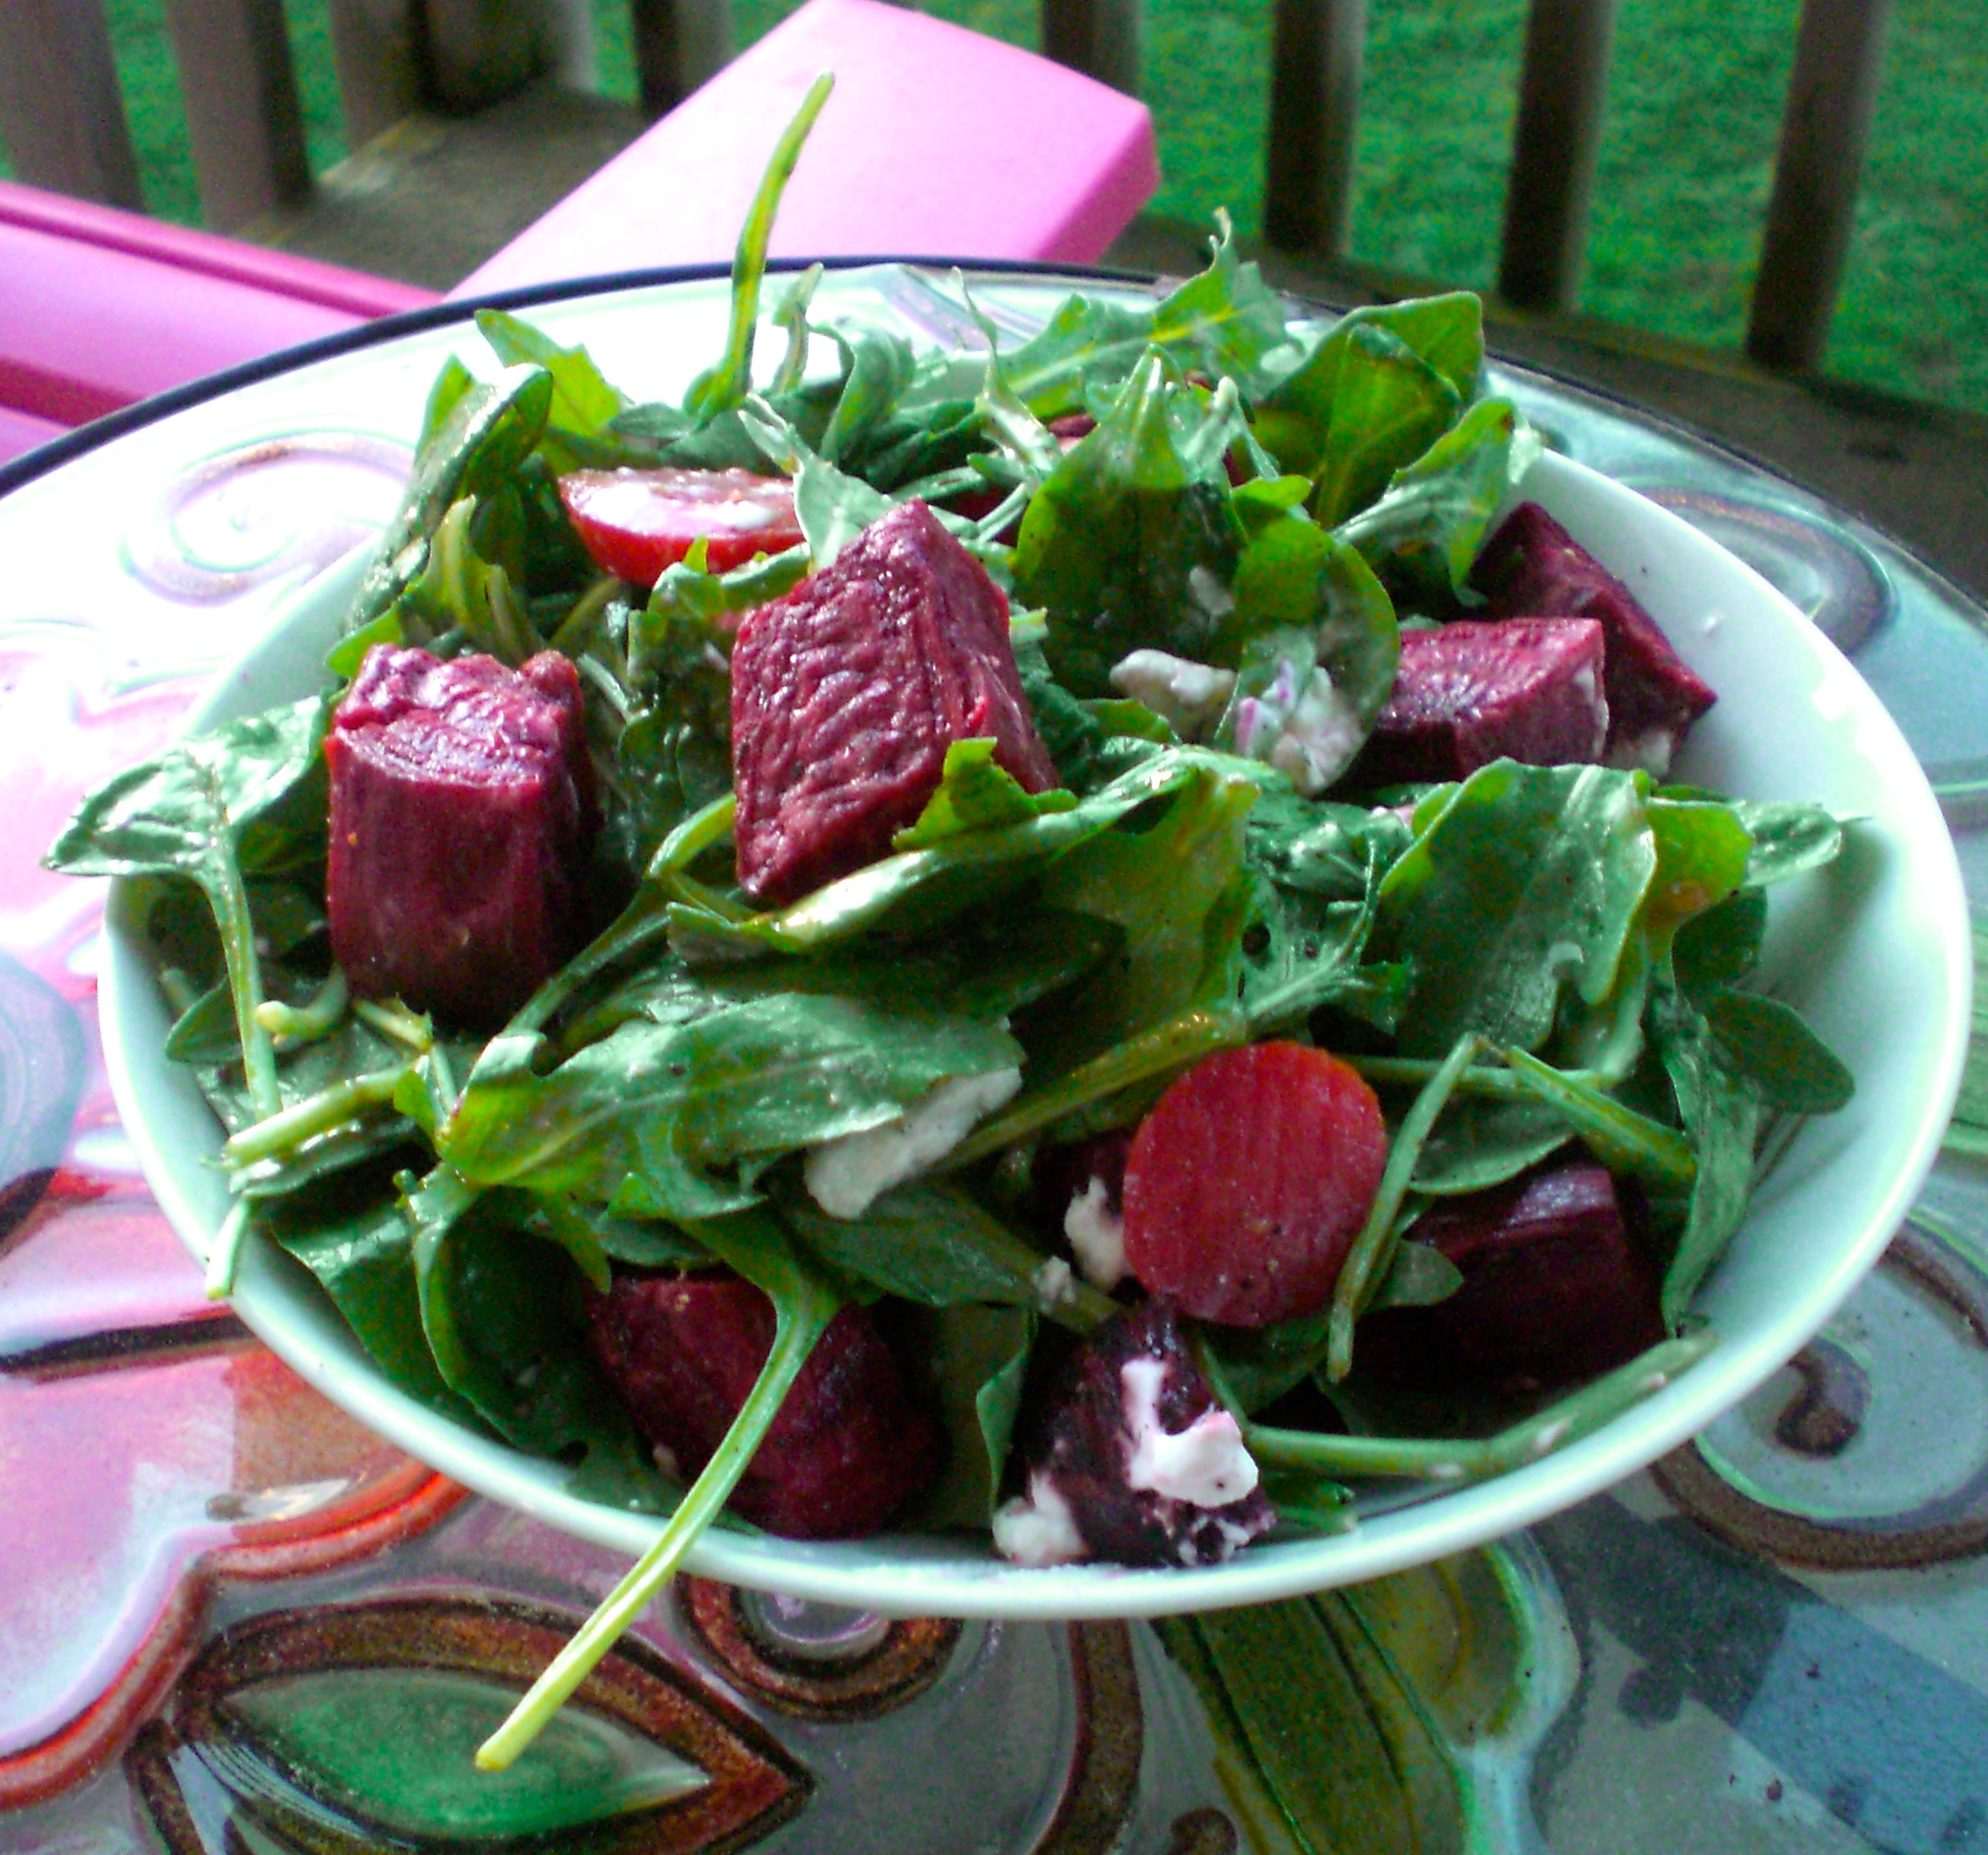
top-left (993, 1300), bottom-right (1277, 1569)
top-left (730, 500), bottom-right (1061, 906)
top-left (1347, 617), bottom-right (1608, 787)
top-left (1358, 1160), bottom-right (1664, 1392)
top-left (586, 1268), bottom-right (940, 1539)
top-left (327, 645), bottom-right (595, 1027)
top-left (1472, 502), bottom-right (1716, 774)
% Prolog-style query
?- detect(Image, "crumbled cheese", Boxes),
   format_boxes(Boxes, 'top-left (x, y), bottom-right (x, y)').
top-left (1108, 649), bottom-right (1237, 742)
top-left (992, 1470), bottom-right (1090, 1567)
top-left (1063, 1176), bottom-right (1128, 1291)
top-left (1265, 667), bottom-right (1366, 796)
top-left (804, 1067), bottom-right (1023, 1219)
top-left (1120, 1356), bottom-right (1260, 1508)
top-left (1033, 1257), bottom-right (1077, 1313)
top-left (1608, 726), bottom-right (1679, 776)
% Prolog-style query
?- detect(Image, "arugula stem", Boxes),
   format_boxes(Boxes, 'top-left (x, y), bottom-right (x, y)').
top-left (943, 1005), bottom-right (1248, 1171)
top-left (1249, 1327), bottom-right (1717, 1482)
top-left (353, 995), bottom-right (435, 1052)
top-left (1326, 1032), bottom-right (1479, 1382)
top-left (683, 73), bottom-right (835, 418)
top-left (474, 1296), bottom-right (834, 1771)
top-left (205, 1197), bottom-right (253, 1300)
top-left (1344, 1054), bottom-right (1606, 1097)
top-left (224, 1064), bottom-right (410, 1168)
top-left (256, 969), bottom-right (350, 1046)
top-left (1498, 1044), bottom-right (1696, 1190)
top-left (200, 776), bottom-right (282, 1122)
top-left (546, 575), bottom-right (620, 657)
top-left (651, 791), bottom-right (737, 877)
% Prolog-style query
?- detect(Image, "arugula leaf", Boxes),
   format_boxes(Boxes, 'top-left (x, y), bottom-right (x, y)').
top-left (475, 308), bottom-right (627, 441)
top-left (1336, 397), bottom-right (1542, 603)
top-left (439, 984), bottom-right (1024, 1214)
top-left (1377, 761), bottom-right (1658, 1058)
top-left (780, 1178), bottom-right (1111, 1329)
top-left (911, 1303), bottom-right (1037, 1527)
top-left (1015, 355), bottom-right (1246, 697)
top-left (350, 365), bottom-right (554, 632)
top-left (892, 740), bottom-right (1079, 849)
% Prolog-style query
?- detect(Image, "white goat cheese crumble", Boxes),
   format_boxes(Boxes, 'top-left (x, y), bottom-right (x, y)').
top-left (992, 1470), bottom-right (1089, 1567)
top-left (1108, 649), bottom-right (1237, 742)
top-left (803, 1067), bottom-right (1022, 1219)
top-left (1120, 1357), bottom-right (1260, 1508)
top-left (1062, 1175), bottom-right (1129, 1291)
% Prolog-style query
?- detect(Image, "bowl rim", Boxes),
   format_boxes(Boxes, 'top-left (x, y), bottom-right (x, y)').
top-left (90, 268), bottom-right (1976, 1620)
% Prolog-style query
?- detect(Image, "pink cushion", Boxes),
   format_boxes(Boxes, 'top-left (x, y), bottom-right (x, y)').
top-left (455, 0), bottom-right (1158, 296)
top-left (0, 403), bottom-right (65, 467)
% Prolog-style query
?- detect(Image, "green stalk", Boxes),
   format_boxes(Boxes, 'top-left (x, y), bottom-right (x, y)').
top-left (546, 575), bottom-right (621, 656)
top-left (1249, 1328), bottom-right (1717, 1482)
top-left (683, 73), bottom-right (835, 418)
top-left (201, 796), bottom-right (282, 1122)
top-left (474, 1294), bottom-right (835, 1771)
top-left (1345, 1054), bottom-right (1606, 1099)
top-left (1326, 1032), bottom-right (1479, 1382)
top-left (353, 995), bottom-right (435, 1052)
top-left (1499, 1044), bottom-right (1696, 1191)
top-left (205, 1197), bottom-right (253, 1300)
top-left (223, 1064), bottom-right (410, 1168)
top-left (650, 791), bottom-right (737, 877)
top-left (942, 1005), bottom-right (1248, 1171)
top-left (256, 969), bottom-right (350, 1046)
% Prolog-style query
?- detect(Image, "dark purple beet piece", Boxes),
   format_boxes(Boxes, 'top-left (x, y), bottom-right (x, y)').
top-left (1472, 502), bottom-right (1717, 774)
top-left (1358, 1160), bottom-right (1664, 1392)
top-left (993, 1300), bottom-right (1277, 1568)
top-left (327, 644), bottom-right (594, 1027)
top-left (585, 1268), bottom-right (940, 1540)
top-left (730, 500), bottom-right (1061, 906)
top-left (1347, 617), bottom-right (1608, 786)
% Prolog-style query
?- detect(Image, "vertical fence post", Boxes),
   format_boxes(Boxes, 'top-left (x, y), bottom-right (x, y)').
top-left (1262, 0), bottom-right (1365, 255)
top-left (1497, 0), bottom-right (1617, 311)
top-left (629, 0), bottom-right (733, 115)
top-left (161, 0), bottom-right (313, 228)
top-left (0, 0), bottom-right (144, 208)
top-left (1745, 0), bottom-right (1894, 372)
top-left (1041, 0), bottom-right (1142, 99)
top-left (324, 0), bottom-right (427, 145)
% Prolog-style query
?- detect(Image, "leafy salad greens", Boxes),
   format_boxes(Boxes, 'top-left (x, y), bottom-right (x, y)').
top-left (47, 76), bottom-right (1859, 1766)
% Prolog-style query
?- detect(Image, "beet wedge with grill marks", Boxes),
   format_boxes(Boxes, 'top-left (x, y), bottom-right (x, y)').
top-left (730, 501), bottom-right (1060, 906)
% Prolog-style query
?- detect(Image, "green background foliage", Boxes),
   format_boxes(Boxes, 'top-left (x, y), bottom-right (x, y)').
top-left (10, 0), bottom-right (1984, 417)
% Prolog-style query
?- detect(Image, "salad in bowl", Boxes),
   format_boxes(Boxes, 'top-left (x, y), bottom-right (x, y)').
top-left (49, 83), bottom-right (1968, 1763)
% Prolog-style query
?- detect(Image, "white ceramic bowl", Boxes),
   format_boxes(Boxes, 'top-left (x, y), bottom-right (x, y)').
top-left (100, 431), bottom-right (1972, 1622)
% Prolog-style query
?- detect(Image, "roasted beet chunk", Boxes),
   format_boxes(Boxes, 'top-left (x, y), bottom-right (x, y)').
top-left (1346, 617), bottom-right (1608, 786)
top-left (327, 645), bottom-right (594, 1026)
top-left (586, 1268), bottom-right (940, 1539)
top-left (993, 1300), bottom-right (1277, 1569)
top-left (1358, 1160), bottom-right (1664, 1392)
top-left (1472, 502), bottom-right (1716, 775)
top-left (730, 500), bottom-right (1061, 906)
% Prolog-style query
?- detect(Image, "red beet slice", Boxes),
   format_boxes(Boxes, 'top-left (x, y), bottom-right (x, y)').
top-left (730, 500), bottom-right (1060, 906)
top-left (1348, 617), bottom-right (1609, 786)
top-left (558, 466), bottom-right (804, 582)
top-left (1472, 502), bottom-right (1716, 774)
top-left (327, 644), bottom-right (595, 1026)
top-left (993, 1298), bottom-right (1277, 1568)
top-left (586, 1268), bottom-right (940, 1539)
top-left (1121, 1043), bottom-right (1388, 1329)
top-left (1358, 1160), bottom-right (1664, 1390)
